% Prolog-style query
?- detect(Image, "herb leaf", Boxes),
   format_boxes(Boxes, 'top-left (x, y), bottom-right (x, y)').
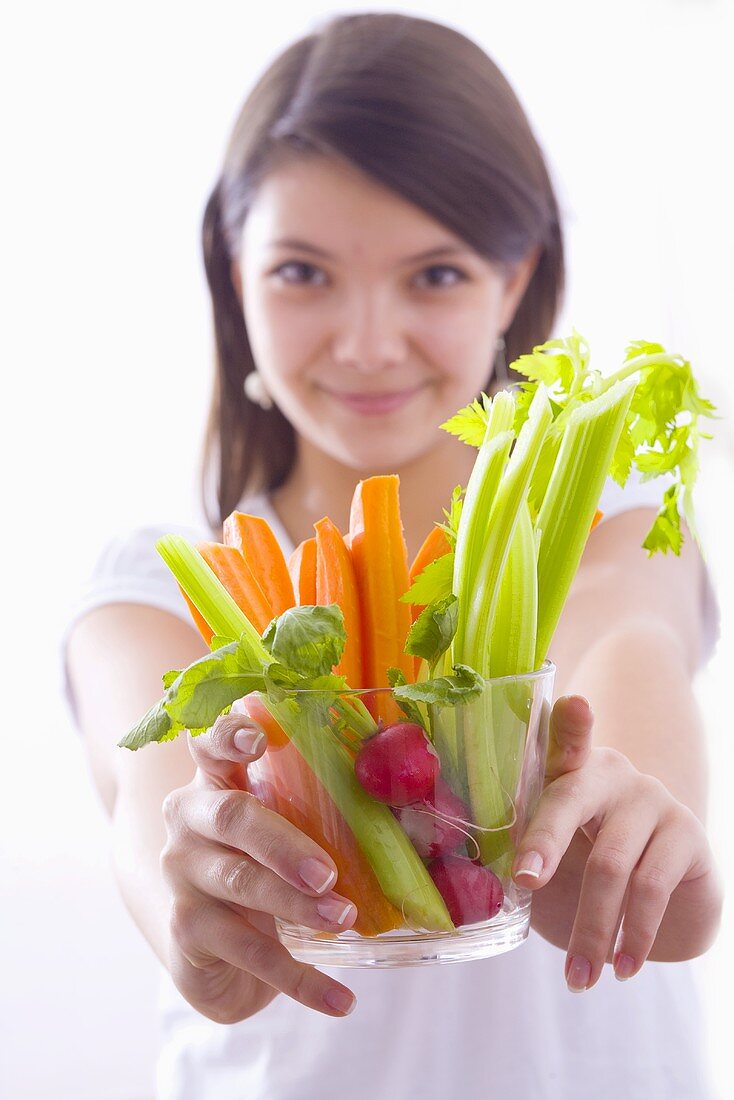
top-left (400, 551), bottom-right (455, 607)
top-left (404, 594), bottom-right (458, 666)
top-left (439, 393), bottom-right (492, 448)
top-left (387, 667), bottom-right (428, 726)
top-left (261, 604), bottom-right (346, 679)
top-left (393, 663), bottom-right (484, 708)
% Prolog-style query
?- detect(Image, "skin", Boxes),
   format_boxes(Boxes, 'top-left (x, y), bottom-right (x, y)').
top-left (69, 153), bottom-right (723, 1025)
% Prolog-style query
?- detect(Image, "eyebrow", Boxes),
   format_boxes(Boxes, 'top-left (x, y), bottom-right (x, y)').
top-left (269, 237), bottom-right (473, 265)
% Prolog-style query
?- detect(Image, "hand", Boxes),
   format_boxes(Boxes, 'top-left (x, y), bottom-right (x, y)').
top-left (511, 695), bottom-right (720, 992)
top-left (160, 700), bottom-right (358, 1024)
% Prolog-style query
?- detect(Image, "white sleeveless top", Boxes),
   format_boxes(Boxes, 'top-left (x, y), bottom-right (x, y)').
top-left (59, 472), bottom-right (719, 1100)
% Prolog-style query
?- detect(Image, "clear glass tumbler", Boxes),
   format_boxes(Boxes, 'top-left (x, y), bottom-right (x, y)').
top-left (241, 660), bottom-right (555, 968)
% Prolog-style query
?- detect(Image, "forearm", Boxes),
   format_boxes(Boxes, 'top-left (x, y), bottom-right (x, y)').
top-left (111, 789), bottom-right (173, 969)
top-left (555, 616), bottom-right (709, 822)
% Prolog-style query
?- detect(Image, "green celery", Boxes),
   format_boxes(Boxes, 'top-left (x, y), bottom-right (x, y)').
top-left (535, 378), bottom-right (636, 664)
top-left (156, 535), bottom-right (270, 659)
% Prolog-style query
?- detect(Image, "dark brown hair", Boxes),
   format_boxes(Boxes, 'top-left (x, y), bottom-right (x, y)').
top-left (201, 12), bottom-right (564, 529)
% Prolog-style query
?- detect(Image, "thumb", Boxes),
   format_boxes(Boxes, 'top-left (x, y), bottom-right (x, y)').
top-left (544, 694), bottom-right (594, 783)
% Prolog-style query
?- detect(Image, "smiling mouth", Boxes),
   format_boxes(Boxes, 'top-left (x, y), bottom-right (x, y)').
top-left (321, 383), bottom-right (428, 415)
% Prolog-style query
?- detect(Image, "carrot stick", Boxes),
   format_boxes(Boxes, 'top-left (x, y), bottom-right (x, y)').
top-left (179, 588), bottom-right (214, 646)
top-left (196, 542), bottom-right (274, 634)
top-left (314, 516), bottom-right (364, 688)
top-left (349, 476), bottom-right (415, 722)
top-left (590, 508), bottom-right (604, 532)
top-left (242, 693), bottom-right (403, 935)
top-left (288, 537), bottom-right (317, 606)
top-left (223, 513), bottom-right (295, 617)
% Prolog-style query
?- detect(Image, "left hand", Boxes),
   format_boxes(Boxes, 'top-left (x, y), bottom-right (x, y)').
top-left (511, 695), bottom-right (720, 992)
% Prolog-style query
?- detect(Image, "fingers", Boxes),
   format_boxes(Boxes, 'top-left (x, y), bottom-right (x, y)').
top-left (609, 808), bottom-right (703, 984)
top-left (563, 794), bottom-right (661, 991)
top-left (171, 897), bottom-right (357, 1018)
top-left (187, 703), bottom-right (268, 791)
top-left (544, 695), bottom-right (594, 783)
top-left (176, 837), bottom-right (358, 932)
top-left (165, 785), bottom-right (341, 897)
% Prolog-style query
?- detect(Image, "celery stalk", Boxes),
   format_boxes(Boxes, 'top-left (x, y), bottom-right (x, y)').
top-left (453, 388), bottom-right (551, 867)
top-left (488, 501), bottom-right (538, 680)
top-left (452, 427), bottom-right (514, 660)
top-left (157, 535), bottom-right (453, 933)
top-left (157, 535), bottom-right (270, 660)
top-left (535, 378), bottom-right (636, 665)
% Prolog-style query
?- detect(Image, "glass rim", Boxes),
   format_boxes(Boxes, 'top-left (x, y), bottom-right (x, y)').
top-left (286, 659), bottom-right (556, 695)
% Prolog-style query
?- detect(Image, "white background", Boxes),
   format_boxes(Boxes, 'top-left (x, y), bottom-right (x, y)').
top-left (2, 1), bottom-right (732, 1097)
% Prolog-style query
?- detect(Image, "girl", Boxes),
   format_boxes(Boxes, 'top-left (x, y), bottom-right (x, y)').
top-left (63, 13), bottom-right (723, 1099)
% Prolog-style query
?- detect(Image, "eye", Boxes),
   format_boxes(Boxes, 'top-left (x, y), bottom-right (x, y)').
top-left (413, 264), bottom-right (468, 290)
top-left (272, 261), bottom-right (328, 287)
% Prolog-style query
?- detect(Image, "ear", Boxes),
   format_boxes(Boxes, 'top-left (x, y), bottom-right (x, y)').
top-left (230, 260), bottom-right (243, 306)
top-left (497, 245), bottom-right (542, 334)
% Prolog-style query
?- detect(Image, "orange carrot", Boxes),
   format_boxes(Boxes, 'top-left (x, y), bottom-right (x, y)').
top-left (223, 513), bottom-right (295, 617)
top-left (197, 541), bottom-right (275, 634)
top-left (242, 693), bottom-right (403, 935)
top-left (179, 587), bottom-right (214, 646)
top-left (314, 516), bottom-right (364, 688)
top-left (288, 537), bottom-right (317, 606)
top-left (349, 476), bottom-right (415, 723)
top-left (591, 508), bottom-right (604, 532)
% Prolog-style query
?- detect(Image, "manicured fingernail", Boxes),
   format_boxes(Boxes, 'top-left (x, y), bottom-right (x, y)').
top-left (299, 858), bottom-right (337, 894)
top-left (567, 955), bottom-right (591, 992)
top-left (324, 987), bottom-right (356, 1015)
top-left (316, 897), bottom-right (357, 926)
top-left (233, 728), bottom-right (265, 755)
top-left (614, 953), bottom-right (636, 981)
top-left (515, 851), bottom-right (544, 879)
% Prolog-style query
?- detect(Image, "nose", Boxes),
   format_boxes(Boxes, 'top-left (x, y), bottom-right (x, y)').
top-left (331, 286), bottom-right (409, 374)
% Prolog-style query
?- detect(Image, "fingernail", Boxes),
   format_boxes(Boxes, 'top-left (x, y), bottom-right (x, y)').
top-left (234, 728), bottom-right (265, 755)
top-left (316, 897), bottom-right (357, 926)
top-left (324, 987), bottom-right (356, 1015)
top-left (299, 858), bottom-right (337, 894)
top-left (567, 955), bottom-right (591, 992)
top-left (614, 953), bottom-right (636, 981)
top-left (514, 851), bottom-right (544, 879)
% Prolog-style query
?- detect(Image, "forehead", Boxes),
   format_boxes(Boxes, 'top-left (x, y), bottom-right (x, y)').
top-left (240, 154), bottom-right (467, 262)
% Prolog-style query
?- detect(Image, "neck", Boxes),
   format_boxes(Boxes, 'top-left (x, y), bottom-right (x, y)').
top-left (269, 432), bottom-right (475, 562)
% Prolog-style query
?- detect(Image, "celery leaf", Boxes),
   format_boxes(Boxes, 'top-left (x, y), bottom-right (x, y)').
top-left (404, 595), bottom-right (458, 665)
top-left (439, 393), bottom-right (492, 447)
top-left (642, 483), bottom-right (683, 556)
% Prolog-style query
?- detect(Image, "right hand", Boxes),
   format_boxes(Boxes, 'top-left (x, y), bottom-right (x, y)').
top-left (160, 699), bottom-right (358, 1024)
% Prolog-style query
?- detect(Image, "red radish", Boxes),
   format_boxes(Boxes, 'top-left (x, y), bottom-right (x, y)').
top-left (395, 778), bottom-right (470, 859)
top-left (427, 854), bottom-right (504, 926)
top-left (354, 722), bottom-right (440, 807)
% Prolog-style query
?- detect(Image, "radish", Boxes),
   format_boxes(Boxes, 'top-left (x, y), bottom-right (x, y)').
top-left (395, 777), bottom-right (470, 859)
top-left (354, 722), bottom-right (440, 806)
top-left (427, 854), bottom-right (504, 926)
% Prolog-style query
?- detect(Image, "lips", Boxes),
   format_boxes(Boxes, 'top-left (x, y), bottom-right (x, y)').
top-left (324, 384), bottom-right (426, 416)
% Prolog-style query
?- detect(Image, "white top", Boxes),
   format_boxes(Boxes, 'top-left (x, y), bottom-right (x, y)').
top-left (59, 472), bottom-right (719, 1100)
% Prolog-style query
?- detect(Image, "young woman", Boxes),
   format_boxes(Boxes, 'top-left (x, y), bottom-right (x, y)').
top-left (63, 13), bottom-right (723, 1099)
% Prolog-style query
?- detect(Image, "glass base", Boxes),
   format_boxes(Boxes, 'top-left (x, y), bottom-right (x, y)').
top-left (277, 894), bottom-right (532, 968)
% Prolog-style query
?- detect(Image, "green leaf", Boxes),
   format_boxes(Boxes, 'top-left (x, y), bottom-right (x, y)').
top-left (162, 669), bottom-right (180, 690)
top-left (439, 393), bottom-right (492, 447)
top-left (642, 483), bottom-right (683, 556)
top-left (436, 486), bottom-right (464, 548)
top-left (118, 698), bottom-right (183, 751)
top-left (393, 663), bottom-right (484, 708)
top-left (261, 604), bottom-right (346, 678)
top-left (210, 633), bottom-right (235, 651)
top-left (400, 551), bottom-right (455, 607)
top-left (404, 595), bottom-right (458, 665)
top-left (164, 642), bottom-right (267, 729)
top-left (386, 667), bottom-right (428, 726)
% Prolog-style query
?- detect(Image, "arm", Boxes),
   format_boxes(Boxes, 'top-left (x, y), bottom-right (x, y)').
top-left (527, 507), bottom-right (723, 962)
top-left (66, 603), bottom-right (206, 965)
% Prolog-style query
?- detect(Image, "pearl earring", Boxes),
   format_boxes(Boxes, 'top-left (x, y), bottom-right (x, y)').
top-left (243, 369), bottom-right (274, 410)
top-left (494, 336), bottom-right (509, 385)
